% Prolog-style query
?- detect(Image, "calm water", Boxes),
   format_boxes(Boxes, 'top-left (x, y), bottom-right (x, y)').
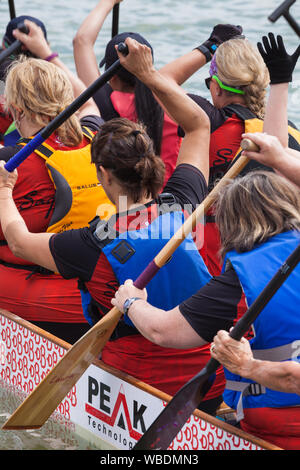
top-left (0, 0), bottom-right (299, 124)
top-left (0, 0), bottom-right (299, 451)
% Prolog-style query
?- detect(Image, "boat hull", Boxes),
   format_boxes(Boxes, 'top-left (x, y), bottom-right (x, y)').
top-left (0, 309), bottom-right (281, 450)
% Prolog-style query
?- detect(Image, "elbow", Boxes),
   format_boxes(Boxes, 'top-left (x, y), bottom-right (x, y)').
top-left (8, 238), bottom-right (24, 259)
top-left (73, 32), bottom-right (92, 49)
top-left (148, 329), bottom-right (169, 348)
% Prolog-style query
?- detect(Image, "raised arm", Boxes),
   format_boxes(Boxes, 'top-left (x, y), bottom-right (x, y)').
top-left (118, 38), bottom-right (210, 181)
top-left (241, 33), bottom-right (300, 186)
top-left (159, 24), bottom-right (244, 86)
top-left (73, 0), bottom-right (122, 87)
top-left (257, 33), bottom-right (300, 147)
top-left (13, 19), bottom-right (100, 119)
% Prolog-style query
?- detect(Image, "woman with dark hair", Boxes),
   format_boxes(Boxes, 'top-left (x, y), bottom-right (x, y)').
top-left (112, 170), bottom-right (300, 450)
top-left (73, 0), bottom-right (180, 186)
top-left (0, 38), bottom-right (226, 415)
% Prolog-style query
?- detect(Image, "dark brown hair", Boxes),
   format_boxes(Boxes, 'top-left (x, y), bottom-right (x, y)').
top-left (215, 170), bottom-right (300, 258)
top-left (91, 118), bottom-right (165, 203)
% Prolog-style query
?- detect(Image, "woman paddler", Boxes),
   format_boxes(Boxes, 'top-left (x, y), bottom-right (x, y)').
top-left (0, 37), bottom-right (226, 415)
top-left (0, 20), bottom-right (114, 343)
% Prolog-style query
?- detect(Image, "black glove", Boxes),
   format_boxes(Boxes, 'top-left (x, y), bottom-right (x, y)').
top-left (258, 32), bottom-right (300, 84)
top-left (196, 24), bottom-right (244, 62)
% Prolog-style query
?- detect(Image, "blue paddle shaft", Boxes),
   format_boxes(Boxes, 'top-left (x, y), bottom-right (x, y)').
top-left (4, 133), bottom-right (44, 172)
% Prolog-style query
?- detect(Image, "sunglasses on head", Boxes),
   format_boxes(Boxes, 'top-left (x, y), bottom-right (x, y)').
top-left (205, 75), bottom-right (245, 95)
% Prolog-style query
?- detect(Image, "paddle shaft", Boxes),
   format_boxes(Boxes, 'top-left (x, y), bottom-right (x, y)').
top-left (4, 42), bottom-right (128, 172)
top-left (134, 241), bottom-right (300, 449)
top-left (0, 22), bottom-right (29, 65)
top-left (112, 3), bottom-right (120, 37)
top-left (8, 0), bottom-right (16, 19)
top-left (269, 0), bottom-right (300, 37)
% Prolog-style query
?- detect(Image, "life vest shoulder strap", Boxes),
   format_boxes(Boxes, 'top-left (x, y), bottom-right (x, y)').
top-left (90, 192), bottom-right (179, 250)
top-left (17, 137), bottom-right (54, 159)
top-left (17, 126), bottom-right (94, 160)
top-left (81, 126), bottom-right (94, 142)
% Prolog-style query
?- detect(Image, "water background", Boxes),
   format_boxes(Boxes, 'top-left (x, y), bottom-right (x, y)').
top-left (0, 0), bottom-right (299, 125)
top-left (0, 0), bottom-right (299, 451)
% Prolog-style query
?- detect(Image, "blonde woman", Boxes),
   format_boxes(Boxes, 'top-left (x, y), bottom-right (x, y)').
top-left (113, 170), bottom-right (300, 450)
top-left (0, 20), bottom-right (110, 343)
top-left (160, 30), bottom-right (300, 276)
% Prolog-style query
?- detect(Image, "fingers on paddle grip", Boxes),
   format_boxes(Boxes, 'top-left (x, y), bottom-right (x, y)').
top-left (17, 22), bottom-right (29, 35)
top-left (117, 42), bottom-right (129, 56)
top-left (241, 138), bottom-right (260, 152)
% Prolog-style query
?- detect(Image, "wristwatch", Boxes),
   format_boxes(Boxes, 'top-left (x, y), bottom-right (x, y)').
top-left (123, 297), bottom-right (142, 316)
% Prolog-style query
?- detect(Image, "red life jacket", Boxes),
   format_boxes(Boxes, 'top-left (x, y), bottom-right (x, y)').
top-left (110, 91), bottom-right (181, 186)
top-left (0, 129), bottom-right (106, 324)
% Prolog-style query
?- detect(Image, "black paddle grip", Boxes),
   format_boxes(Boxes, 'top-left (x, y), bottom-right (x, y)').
top-left (269, 0), bottom-right (296, 22)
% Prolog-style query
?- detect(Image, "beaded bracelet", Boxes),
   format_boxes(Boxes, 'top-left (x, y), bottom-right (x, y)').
top-left (44, 52), bottom-right (59, 62)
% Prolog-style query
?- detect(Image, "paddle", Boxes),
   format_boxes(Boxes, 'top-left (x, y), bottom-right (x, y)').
top-left (269, 0), bottom-right (300, 38)
top-left (8, 0), bottom-right (16, 19)
top-left (0, 22), bottom-right (29, 66)
top-left (2, 149), bottom-right (250, 430)
top-left (134, 241), bottom-right (300, 450)
top-left (4, 42), bottom-right (128, 173)
top-left (112, 3), bottom-right (120, 37)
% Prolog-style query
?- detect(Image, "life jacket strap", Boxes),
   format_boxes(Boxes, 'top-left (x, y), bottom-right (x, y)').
top-left (0, 259), bottom-right (54, 279)
top-left (253, 342), bottom-right (300, 362)
top-left (225, 380), bottom-right (266, 421)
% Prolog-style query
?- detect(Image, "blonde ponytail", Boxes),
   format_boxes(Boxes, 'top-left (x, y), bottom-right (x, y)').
top-left (215, 39), bottom-right (270, 119)
top-left (5, 57), bottom-right (83, 146)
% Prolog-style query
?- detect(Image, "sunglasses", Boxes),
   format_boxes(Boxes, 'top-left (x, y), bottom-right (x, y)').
top-left (205, 75), bottom-right (245, 95)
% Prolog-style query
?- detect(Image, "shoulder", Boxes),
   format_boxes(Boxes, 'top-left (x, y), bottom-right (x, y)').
top-left (90, 83), bottom-right (120, 121)
top-left (80, 115), bottom-right (105, 133)
top-left (178, 267), bottom-right (242, 342)
top-left (163, 163), bottom-right (208, 209)
top-left (49, 226), bottom-right (102, 281)
top-left (186, 94), bottom-right (228, 134)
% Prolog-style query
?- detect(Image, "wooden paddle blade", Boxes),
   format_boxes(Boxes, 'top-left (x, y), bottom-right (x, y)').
top-left (2, 307), bottom-right (122, 430)
top-left (134, 362), bottom-right (218, 450)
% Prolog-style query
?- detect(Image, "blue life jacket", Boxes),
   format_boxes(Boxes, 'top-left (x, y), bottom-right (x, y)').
top-left (80, 194), bottom-right (211, 338)
top-left (222, 231), bottom-right (300, 420)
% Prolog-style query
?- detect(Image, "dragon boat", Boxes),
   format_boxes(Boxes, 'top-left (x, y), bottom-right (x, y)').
top-left (0, 308), bottom-right (281, 451)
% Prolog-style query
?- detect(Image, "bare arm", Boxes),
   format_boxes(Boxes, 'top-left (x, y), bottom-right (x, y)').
top-left (111, 280), bottom-right (207, 348)
top-left (159, 24), bottom-right (244, 86)
top-left (263, 83), bottom-right (289, 147)
top-left (159, 49), bottom-right (206, 86)
top-left (257, 33), bottom-right (300, 147)
top-left (73, 0), bottom-right (122, 87)
top-left (0, 162), bottom-right (57, 273)
top-left (211, 330), bottom-right (300, 395)
top-left (13, 20), bottom-right (99, 120)
top-left (118, 38), bottom-right (210, 181)
top-left (242, 132), bottom-right (300, 188)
